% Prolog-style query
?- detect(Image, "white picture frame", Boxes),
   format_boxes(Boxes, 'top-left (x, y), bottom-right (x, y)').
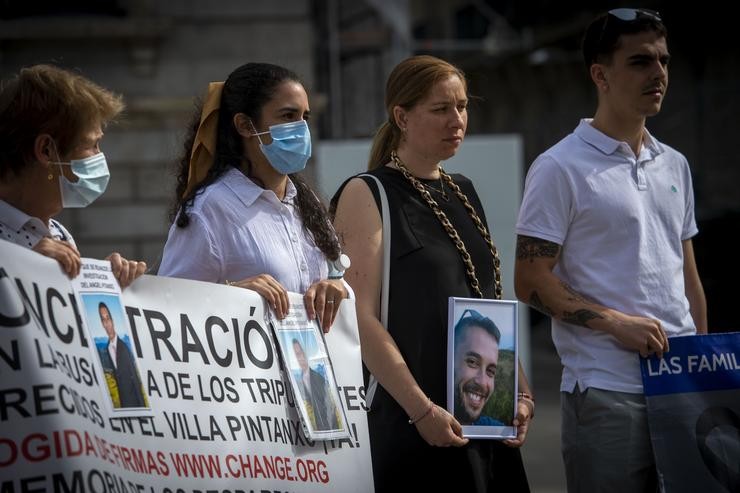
top-left (447, 297), bottom-right (518, 439)
top-left (80, 292), bottom-right (150, 414)
top-left (271, 299), bottom-right (350, 441)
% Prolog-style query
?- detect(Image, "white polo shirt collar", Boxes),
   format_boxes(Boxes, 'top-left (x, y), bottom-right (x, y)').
top-left (516, 119), bottom-right (699, 394)
top-left (574, 118), bottom-right (665, 160)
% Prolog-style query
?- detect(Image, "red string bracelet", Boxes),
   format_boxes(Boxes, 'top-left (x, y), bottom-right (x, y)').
top-left (408, 399), bottom-right (435, 425)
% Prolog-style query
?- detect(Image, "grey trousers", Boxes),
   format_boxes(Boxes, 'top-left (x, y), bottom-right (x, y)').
top-left (561, 387), bottom-right (658, 493)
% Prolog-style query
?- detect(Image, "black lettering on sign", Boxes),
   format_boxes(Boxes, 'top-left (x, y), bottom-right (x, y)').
top-left (124, 308), bottom-right (275, 370)
top-left (0, 339), bottom-right (20, 372)
top-left (11, 280), bottom-right (87, 347)
top-left (0, 267), bottom-right (29, 328)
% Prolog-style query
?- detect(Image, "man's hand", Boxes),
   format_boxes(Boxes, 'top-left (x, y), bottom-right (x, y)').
top-left (604, 312), bottom-right (670, 358)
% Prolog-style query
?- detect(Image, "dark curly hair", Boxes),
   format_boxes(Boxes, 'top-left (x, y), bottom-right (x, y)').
top-left (170, 62), bottom-right (339, 261)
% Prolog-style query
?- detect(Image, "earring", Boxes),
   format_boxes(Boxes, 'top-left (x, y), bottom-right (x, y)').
top-left (48, 172), bottom-right (54, 181)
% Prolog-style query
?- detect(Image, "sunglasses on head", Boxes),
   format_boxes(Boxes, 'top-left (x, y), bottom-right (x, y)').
top-left (595, 8), bottom-right (663, 57)
top-left (608, 8), bottom-right (662, 22)
top-left (457, 309), bottom-right (501, 340)
top-left (459, 309), bottom-right (485, 321)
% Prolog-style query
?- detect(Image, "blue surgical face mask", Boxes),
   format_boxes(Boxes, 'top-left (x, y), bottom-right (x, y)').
top-left (52, 153), bottom-right (110, 208)
top-left (252, 120), bottom-right (312, 174)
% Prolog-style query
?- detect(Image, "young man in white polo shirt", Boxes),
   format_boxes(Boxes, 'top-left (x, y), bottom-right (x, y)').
top-left (514, 8), bottom-right (707, 493)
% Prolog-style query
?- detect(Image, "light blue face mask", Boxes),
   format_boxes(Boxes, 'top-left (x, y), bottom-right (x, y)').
top-left (52, 153), bottom-right (110, 208)
top-left (252, 120), bottom-right (312, 174)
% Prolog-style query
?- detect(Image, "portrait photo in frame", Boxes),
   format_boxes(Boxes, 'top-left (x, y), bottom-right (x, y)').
top-left (80, 292), bottom-right (149, 414)
top-left (447, 297), bottom-right (518, 439)
top-left (271, 299), bottom-right (349, 441)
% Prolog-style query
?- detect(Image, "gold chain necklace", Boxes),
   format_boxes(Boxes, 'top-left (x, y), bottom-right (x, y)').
top-left (390, 150), bottom-right (503, 299)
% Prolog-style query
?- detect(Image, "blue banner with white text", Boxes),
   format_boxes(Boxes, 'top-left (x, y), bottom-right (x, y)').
top-left (640, 333), bottom-right (740, 493)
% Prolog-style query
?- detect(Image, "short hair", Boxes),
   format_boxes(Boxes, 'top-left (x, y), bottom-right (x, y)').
top-left (454, 309), bottom-right (501, 345)
top-left (0, 64), bottom-right (124, 181)
top-left (98, 302), bottom-right (111, 317)
top-left (292, 338), bottom-right (305, 353)
top-left (582, 9), bottom-right (667, 69)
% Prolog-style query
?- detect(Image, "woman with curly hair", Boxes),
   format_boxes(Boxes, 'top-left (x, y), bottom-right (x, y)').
top-left (160, 62), bottom-right (347, 330)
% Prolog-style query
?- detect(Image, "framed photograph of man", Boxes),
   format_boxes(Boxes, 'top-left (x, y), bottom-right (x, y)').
top-left (80, 293), bottom-right (149, 413)
top-left (273, 320), bottom-right (349, 441)
top-left (447, 297), bottom-right (518, 439)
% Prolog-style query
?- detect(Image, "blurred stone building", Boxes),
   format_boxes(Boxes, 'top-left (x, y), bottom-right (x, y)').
top-left (1, 0), bottom-right (736, 330)
top-left (1, 0), bottom-right (318, 267)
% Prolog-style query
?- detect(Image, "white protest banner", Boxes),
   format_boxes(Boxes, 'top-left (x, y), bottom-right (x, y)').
top-left (0, 240), bottom-right (374, 492)
top-left (640, 333), bottom-right (740, 493)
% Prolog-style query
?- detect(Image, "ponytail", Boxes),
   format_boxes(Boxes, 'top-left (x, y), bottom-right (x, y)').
top-left (367, 55), bottom-right (466, 171)
top-left (170, 106), bottom-right (200, 227)
top-left (367, 120), bottom-right (401, 170)
top-left (169, 101), bottom-right (246, 228)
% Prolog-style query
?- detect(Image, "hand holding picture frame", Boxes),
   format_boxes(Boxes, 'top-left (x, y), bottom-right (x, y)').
top-left (447, 297), bottom-right (519, 439)
top-left (271, 296), bottom-right (350, 441)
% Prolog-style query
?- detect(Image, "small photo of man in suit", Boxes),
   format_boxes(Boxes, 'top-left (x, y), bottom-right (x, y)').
top-left (292, 337), bottom-right (340, 431)
top-left (96, 300), bottom-right (147, 409)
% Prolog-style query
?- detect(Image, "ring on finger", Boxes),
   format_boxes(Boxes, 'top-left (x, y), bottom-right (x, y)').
top-left (326, 299), bottom-right (335, 304)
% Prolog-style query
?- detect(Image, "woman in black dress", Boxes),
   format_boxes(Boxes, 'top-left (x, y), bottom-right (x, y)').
top-left (332, 55), bottom-right (533, 491)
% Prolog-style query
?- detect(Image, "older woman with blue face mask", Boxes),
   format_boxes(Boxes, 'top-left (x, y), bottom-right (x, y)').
top-left (0, 64), bottom-right (146, 287)
top-left (159, 63), bottom-right (349, 331)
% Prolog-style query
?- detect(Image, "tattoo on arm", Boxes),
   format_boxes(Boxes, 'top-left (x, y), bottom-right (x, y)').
top-left (562, 309), bottom-right (604, 327)
top-left (516, 235), bottom-right (560, 262)
top-left (517, 235), bottom-right (601, 327)
top-left (559, 280), bottom-right (592, 303)
top-left (529, 291), bottom-right (554, 316)
top-left (559, 281), bottom-right (601, 326)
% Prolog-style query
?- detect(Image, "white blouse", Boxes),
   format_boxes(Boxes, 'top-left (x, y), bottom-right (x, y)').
top-left (0, 199), bottom-right (76, 248)
top-left (158, 168), bottom-right (329, 293)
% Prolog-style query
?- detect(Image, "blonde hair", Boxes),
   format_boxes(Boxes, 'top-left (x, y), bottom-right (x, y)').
top-left (367, 55), bottom-right (466, 170)
top-left (0, 64), bottom-right (124, 180)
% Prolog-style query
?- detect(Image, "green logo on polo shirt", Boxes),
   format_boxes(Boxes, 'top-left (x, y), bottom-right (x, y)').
top-left (671, 185), bottom-right (678, 193)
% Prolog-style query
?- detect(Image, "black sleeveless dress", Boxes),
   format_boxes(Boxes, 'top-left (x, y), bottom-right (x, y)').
top-left (333, 166), bottom-right (530, 492)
